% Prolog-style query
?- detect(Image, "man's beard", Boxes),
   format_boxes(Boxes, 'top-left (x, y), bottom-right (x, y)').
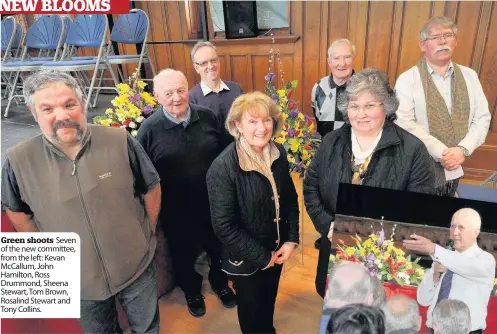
top-left (51, 120), bottom-right (83, 142)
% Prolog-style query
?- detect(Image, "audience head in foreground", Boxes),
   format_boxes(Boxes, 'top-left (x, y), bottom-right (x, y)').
top-left (382, 294), bottom-right (421, 334)
top-left (432, 299), bottom-right (471, 334)
top-left (325, 262), bottom-right (374, 309)
top-left (371, 276), bottom-right (387, 307)
top-left (326, 303), bottom-right (385, 334)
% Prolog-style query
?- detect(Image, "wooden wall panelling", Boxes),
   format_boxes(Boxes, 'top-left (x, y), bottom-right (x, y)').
top-left (364, 1), bottom-right (394, 71)
top-left (388, 1), bottom-right (405, 85)
top-left (291, 1), bottom-right (304, 111)
top-left (318, 2), bottom-right (329, 78)
top-left (348, 1), bottom-right (369, 71)
top-left (230, 56), bottom-right (250, 93)
top-left (443, 1), bottom-right (459, 21)
top-left (395, 2), bottom-right (432, 77)
top-left (472, 2), bottom-right (493, 74)
top-left (327, 2), bottom-right (350, 48)
top-left (479, 2), bottom-right (497, 132)
top-left (252, 55), bottom-right (270, 92)
top-left (302, 1), bottom-right (322, 116)
top-left (452, 1), bottom-right (481, 67)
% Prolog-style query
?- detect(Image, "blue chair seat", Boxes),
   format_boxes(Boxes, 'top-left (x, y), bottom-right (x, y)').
top-left (43, 59), bottom-right (98, 66)
top-left (3, 60), bottom-right (49, 67)
top-left (107, 54), bottom-right (141, 60)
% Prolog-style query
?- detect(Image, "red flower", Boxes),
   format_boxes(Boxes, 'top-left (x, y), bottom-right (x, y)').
top-left (406, 268), bottom-right (415, 275)
top-left (304, 145), bottom-right (312, 150)
top-left (288, 101), bottom-right (296, 110)
top-left (349, 255), bottom-right (359, 263)
top-left (123, 119), bottom-right (131, 127)
top-left (295, 130), bottom-right (300, 136)
top-left (307, 119), bottom-right (313, 126)
top-left (111, 123), bottom-right (121, 128)
top-left (338, 239), bottom-right (345, 245)
top-left (288, 89), bottom-right (293, 99)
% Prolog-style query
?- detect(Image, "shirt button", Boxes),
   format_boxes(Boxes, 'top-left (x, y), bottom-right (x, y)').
top-left (271, 196), bottom-right (275, 200)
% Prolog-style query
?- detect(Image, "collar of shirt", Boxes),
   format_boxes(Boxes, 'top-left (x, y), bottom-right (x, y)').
top-left (426, 61), bottom-right (454, 79)
top-left (329, 70), bottom-right (355, 89)
top-left (162, 106), bottom-right (191, 128)
top-left (200, 80), bottom-right (230, 96)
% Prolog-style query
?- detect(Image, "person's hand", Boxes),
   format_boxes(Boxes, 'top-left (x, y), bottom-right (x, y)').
top-left (274, 243), bottom-right (297, 265)
top-left (402, 234), bottom-right (436, 255)
top-left (262, 251), bottom-right (278, 270)
top-left (327, 222), bottom-right (335, 241)
top-left (433, 262), bottom-right (447, 282)
top-left (440, 147), bottom-right (465, 170)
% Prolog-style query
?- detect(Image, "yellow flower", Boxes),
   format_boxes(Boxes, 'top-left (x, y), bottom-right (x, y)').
top-left (346, 247), bottom-right (355, 256)
top-left (302, 149), bottom-right (310, 161)
top-left (99, 119), bottom-right (111, 127)
top-left (329, 255), bottom-right (336, 262)
top-left (363, 239), bottom-right (372, 248)
top-left (137, 81), bottom-right (147, 89)
top-left (359, 248), bottom-right (366, 256)
top-left (105, 108), bottom-right (114, 115)
top-left (282, 113), bottom-right (289, 122)
top-left (287, 154), bottom-right (296, 164)
top-left (277, 89), bottom-right (286, 97)
top-left (371, 234), bottom-right (379, 241)
top-left (116, 83), bottom-right (131, 94)
top-left (288, 138), bottom-right (299, 153)
top-left (112, 94), bottom-right (129, 107)
top-left (280, 130), bottom-right (288, 138)
top-left (297, 113), bottom-right (304, 120)
top-left (141, 92), bottom-right (156, 106)
top-left (274, 137), bottom-right (285, 145)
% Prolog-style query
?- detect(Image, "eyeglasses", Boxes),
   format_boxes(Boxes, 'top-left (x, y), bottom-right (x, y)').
top-left (194, 57), bottom-right (219, 67)
top-left (424, 33), bottom-right (456, 42)
top-left (348, 103), bottom-right (383, 115)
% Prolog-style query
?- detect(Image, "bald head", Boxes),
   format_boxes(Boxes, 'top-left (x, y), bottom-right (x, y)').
top-left (325, 262), bottom-right (373, 308)
top-left (382, 295), bottom-right (420, 332)
top-left (450, 208), bottom-right (481, 252)
top-left (152, 68), bottom-right (190, 119)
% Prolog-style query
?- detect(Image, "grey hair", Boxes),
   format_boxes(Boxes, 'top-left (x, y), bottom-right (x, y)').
top-left (371, 277), bottom-right (386, 307)
top-left (23, 69), bottom-right (84, 109)
top-left (336, 68), bottom-right (399, 122)
top-left (381, 296), bottom-right (420, 332)
top-left (420, 16), bottom-right (458, 41)
top-left (190, 41), bottom-right (217, 62)
top-left (325, 262), bottom-right (373, 308)
top-left (432, 300), bottom-right (471, 334)
top-left (327, 38), bottom-right (356, 58)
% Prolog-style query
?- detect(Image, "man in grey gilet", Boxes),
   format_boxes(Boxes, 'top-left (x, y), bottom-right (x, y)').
top-left (1, 70), bottom-right (162, 333)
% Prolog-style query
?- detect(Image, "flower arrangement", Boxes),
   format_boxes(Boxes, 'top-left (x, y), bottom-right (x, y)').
top-left (492, 278), bottom-right (497, 296)
top-left (264, 35), bottom-right (321, 177)
top-left (93, 68), bottom-right (157, 137)
top-left (329, 220), bottom-right (425, 286)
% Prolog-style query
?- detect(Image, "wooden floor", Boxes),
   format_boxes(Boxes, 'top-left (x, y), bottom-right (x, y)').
top-left (157, 189), bottom-right (323, 334)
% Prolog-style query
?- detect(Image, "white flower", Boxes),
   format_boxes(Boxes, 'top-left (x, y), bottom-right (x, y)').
top-left (397, 272), bottom-right (410, 285)
top-left (129, 121), bottom-right (137, 129)
top-left (135, 116), bottom-right (144, 123)
top-left (131, 130), bottom-right (138, 137)
top-left (375, 260), bottom-right (383, 269)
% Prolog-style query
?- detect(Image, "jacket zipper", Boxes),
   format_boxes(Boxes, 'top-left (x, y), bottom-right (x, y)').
top-left (72, 160), bottom-right (112, 295)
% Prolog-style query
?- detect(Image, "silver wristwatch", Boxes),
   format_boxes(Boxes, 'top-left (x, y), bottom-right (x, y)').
top-left (457, 145), bottom-right (470, 157)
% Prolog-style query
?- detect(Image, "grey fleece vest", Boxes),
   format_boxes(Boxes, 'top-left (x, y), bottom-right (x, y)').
top-left (7, 125), bottom-right (156, 300)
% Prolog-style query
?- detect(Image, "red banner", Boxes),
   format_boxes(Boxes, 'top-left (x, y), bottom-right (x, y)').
top-left (0, 0), bottom-right (129, 14)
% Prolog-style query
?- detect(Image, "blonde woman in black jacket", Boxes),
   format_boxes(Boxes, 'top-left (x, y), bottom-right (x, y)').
top-left (304, 69), bottom-right (435, 298)
top-left (207, 91), bottom-right (299, 334)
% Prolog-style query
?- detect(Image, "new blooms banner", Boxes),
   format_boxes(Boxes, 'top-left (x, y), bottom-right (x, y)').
top-left (0, 0), bottom-right (130, 14)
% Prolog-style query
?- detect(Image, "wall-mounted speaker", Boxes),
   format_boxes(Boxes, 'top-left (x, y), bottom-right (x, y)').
top-left (222, 1), bottom-right (258, 39)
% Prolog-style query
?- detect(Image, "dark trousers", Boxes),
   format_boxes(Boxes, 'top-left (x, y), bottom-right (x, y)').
top-left (316, 237), bottom-right (332, 298)
top-left (230, 264), bottom-right (283, 334)
top-left (79, 260), bottom-right (159, 334)
top-left (165, 222), bottom-right (227, 296)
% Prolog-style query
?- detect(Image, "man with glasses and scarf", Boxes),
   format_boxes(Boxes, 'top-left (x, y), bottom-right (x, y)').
top-left (395, 16), bottom-right (490, 197)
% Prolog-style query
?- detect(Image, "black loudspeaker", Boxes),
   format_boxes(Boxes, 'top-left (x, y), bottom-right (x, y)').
top-left (222, 1), bottom-right (258, 39)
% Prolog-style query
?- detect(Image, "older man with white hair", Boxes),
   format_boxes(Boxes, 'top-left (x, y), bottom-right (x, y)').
top-left (382, 294), bottom-right (421, 334)
top-left (433, 299), bottom-right (471, 334)
top-left (137, 69), bottom-right (236, 318)
top-left (403, 208), bottom-right (495, 333)
top-left (319, 262), bottom-right (375, 334)
top-left (311, 38), bottom-right (356, 251)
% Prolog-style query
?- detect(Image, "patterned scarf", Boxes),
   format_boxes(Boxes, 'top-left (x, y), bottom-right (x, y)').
top-left (417, 58), bottom-right (470, 190)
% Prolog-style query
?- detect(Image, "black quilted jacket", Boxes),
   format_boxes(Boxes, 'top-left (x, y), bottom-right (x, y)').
top-left (304, 121), bottom-right (435, 296)
top-left (206, 142), bottom-right (300, 276)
